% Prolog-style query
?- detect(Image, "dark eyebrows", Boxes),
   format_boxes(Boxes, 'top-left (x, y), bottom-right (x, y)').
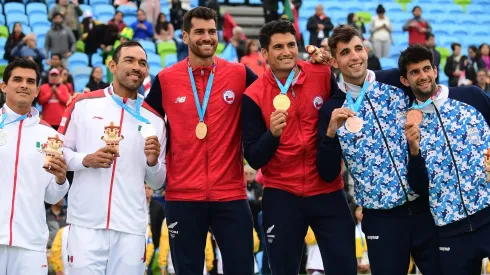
top-left (123, 56), bottom-right (147, 63)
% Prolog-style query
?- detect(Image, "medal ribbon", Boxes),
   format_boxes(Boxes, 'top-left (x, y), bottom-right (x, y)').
top-left (0, 108), bottom-right (29, 129)
top-left (272, 67), bottom-right (296, 95)
top-left (345, 78), bottom-right (370, 113)
top-left (409, 86), bottom-right (441, 110)
top-left (188, 62), bottom-right (215, 123)
top-left (107, 87), bottom-right (150, 124)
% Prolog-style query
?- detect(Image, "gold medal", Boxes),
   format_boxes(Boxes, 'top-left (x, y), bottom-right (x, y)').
top-left (406, 110), bottom-right (423, 126)
top-left (345, 116), bottom-right (363, 133)
top-left (273, 94), bottom-right (291, 111)
top-left (196, 122), bottom-right (207, 139)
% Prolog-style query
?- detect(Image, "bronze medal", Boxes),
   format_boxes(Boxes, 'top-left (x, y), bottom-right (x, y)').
top-left (345, 116), bottom-right (363, 133)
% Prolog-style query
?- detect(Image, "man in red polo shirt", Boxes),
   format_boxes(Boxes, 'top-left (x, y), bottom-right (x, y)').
top-left (144, 7), bottom-right (258, 275)
top-left (242, 20), bottom-right (356, 275)
top-left (37, 68), bottom-right (70, 130)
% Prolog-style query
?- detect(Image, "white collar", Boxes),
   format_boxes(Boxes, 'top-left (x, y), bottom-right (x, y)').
top-left (414, 84), bottom-right (449, 113)
top-left (2, 104), bottom-right (38, 122)
top-left (337, 70), bottom-right (376, 98)
top-left (104, 84), bottom-right (143, 106)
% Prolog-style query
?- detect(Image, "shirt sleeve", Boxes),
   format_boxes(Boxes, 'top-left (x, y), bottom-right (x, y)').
top-left (145, 76), bottom-right (166, 118)
top-left (245, 66), bottom-right (258, 88)
top-left (44, 177), bottom-right (69, 204)
top-left (407, 151), bottom-right (430, 197)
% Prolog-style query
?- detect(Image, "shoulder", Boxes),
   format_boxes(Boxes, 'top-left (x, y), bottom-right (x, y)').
top-left (244, 75), bottom-right (266, 99)
top-left (299, 60), bottom-right (332, 75)
top-left (38, 120), bottom-right (59, 135)
top-left (218, 57), bottom-right (246, 73)
top-left (141, 101), bottom-right (164, 121)
top-left (322, 89), bottom-right (346, 113)
top-left (68, 90), bottom-right (106, 113)
top-left (160, 60), bottom-right (186, 76)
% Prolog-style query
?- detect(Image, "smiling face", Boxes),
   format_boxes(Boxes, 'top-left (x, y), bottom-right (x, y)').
top-left (110, 46), bottom-right (148, 92)
top-left (2, 67), bottom-right (39, 110)
top-left (331, 36), bottom-right (368, 85)
top-left (400, 60), bottom-right (438, 100)
top-left (184, 17), bottom-right (218, 59)
top-left (262, 32), bottom-right (298, 74)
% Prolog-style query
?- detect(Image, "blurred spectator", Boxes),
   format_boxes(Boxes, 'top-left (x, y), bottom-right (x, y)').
top-left (205, 0), bottom-right (223, 30)
top-left (370, 5), bottom-right (392, 58)
top-left (45, 12), bottom-right (77, 68)
top-left (108, 11), bottom-right (127, 33)
top-left (244, 164), bottom-right (263, 233)
top-left (114, 0), bottom-right (137, 7)
top-left (320, 38), bottom-right (334, 67)
top-left (354, 206), bottom-right (369, 274)
top-left (0, 91), bottom-right (4, 108)
top-left (42, 54), bottom-right (74, 87)
top-left (4, 22), bottom-right (25, 62)
top-left (240, 39), bottom-right (267, 76)
top-left (476, 69), bottom-right (490, 94)
top-left (60, 68), bottom-right (74, 95)
top-left (38, 68), bottom-right (70, 129)
top-left (170, 0), bottom-right (187, 30)
top-left (10, 33), bottom-right (46, 69)
top-left (262, 0), bottom-right (279, 23)
top-left (46, 198), bottom-right (67, 249)
top-left (403, 6), bottom-right (431, 45)
top-left (363, 40), bottom-right (381, 71)
top-left (145, 183), bottom-right (164, 250)
top-left (230, 26), bottom-right (247, 62)
top-left (347, 13), bottom-right (366, 39)
top-left (48, 0), bottom-right (83, 40)
top-left (131, 9), bottom-right (155, 40)
top-left (81, 10), bottom-right (101, 41)
top-left (444, 42), bottom-right (463, 87)
top-left (84, 66), bottom-right (109, 92)
top-left (49, 225), bottom-right (69, 275)
top-left (86, 24), bottom-right (119, 63)
top-left (140, 0), bottom-right (161, 24)
top-left (305, 227), bottom-right (324, 275)
top-left (306, 5), bottom-right (333, 48)
top-left (461, 45), bottom-right (486, 85)
top-left (426, 33), bottom-right (440, 83)
top-left (154, 13), bottom-right (175, 43)
top-left (480, 43), bottom-right (490, 71)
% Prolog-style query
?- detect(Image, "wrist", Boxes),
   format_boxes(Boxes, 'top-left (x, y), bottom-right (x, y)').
top-left (410, 147), bottom-right (420, 156)
top-left (326, 128), bottom-right (336, 138)
top-left (82, 156), bottom-right (90, 168)
top-left (55, 177), bottom-right (66, 185)
top-left (147, 160), bottom-right (157, 167)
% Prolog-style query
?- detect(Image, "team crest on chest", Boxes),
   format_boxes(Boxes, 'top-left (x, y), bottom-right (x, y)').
top-left (223, 90), bottom-right (235, 104)
top-left (313, 96), bottom-right (323, 110)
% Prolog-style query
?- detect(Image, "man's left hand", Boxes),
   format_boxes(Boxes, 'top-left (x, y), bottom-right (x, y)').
top-left (144, 136), bottom-right (161, 167)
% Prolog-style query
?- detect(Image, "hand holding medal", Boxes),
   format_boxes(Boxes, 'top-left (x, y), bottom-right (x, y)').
top-left (326, 108), bottom-right (355, 138)
top-left (340, 77), bottom-right (370, 134)
top-left (139, 123), bottom-right (160, 166)
top-left (405, 123), bottom-right (421, 156)
top-left (270, 110), bottom-right (288, 137)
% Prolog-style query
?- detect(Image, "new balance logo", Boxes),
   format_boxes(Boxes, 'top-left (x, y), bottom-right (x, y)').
top-left (175, 97), bottom-right (186, 103)
top-left (92, 116), bottom-right (104, 120)
top-left (266, 225), bottom-right (275, 234)
top-left (439, 247), bottom-right (451, 252)
top-left (367, 236), bottom-right (379, 240)
top-left (168, 221), bottom-right (178, 229)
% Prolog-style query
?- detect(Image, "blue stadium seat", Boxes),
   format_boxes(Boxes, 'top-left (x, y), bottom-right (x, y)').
top-left (89, 0), bottom-right (109, 5)
top-left (447, 5), bottom-right (464, 14)
top-left (74, 78), bottom-right (88, 93)
top-left (68, 53), bottom-right (89, 70)
top-left (123, 14), bottom-right (137, 25)
top-left (471, 26), bottom-right (490, 37)
top-left (299, 18), bottom-right (307, 32)
top-left (0, 15), bottom-right (5, 26)
top-left (0, 5), bottom-right (4, 14)
top-left (164, 53), bottom-right (177, 67)
top-left (481, 17), bottom-right (490, 25)
top-left (147, 52), bottom-right (161, 68)
top-left (94, 4), bottom-right (115, 18)
top-left (71, 66), bottom-right (92, 78)
top-left (117, 5), bottom-right (137, 16)
top-left (190, 0), bottom-right (198, 7)
top-left (30, 14), bottom-right (50, 26)
top-left (249, 0), bottom-right (261, 4)
top-left (383, 3), bottom-right (404, 13)
top-left (7, 14), bottom-right (28, 27)
top-left (32, 25), bottom-right (50, 35)
top-left (0, 37), bottom-right (6, 47)
top-left (26, 2), bottom-right (47, 15)
top-left (48, 2), bottom-right (56, 11)
top-left (449, 25), bottom-right (469, 36)
top-left (79, 4), bottom-right (92, 14)
top-left (325, 3), bottom-right (344, 13)
top-left (391, 22), bottom-right (404, 35)
top-left (149, 66), bottom-right (161, 78)
top-left (229, 0), bottom-right (244, 4)
top-left (425, 5), bottom-right (445, 15)
top-left (91, 54), bottom-right (103, 67)
top-left (343, 3), bottom-right (363, 13)
top-left (380, 58), bottom-right (398, 69)
top-left (466, 4), bottom-right (488, 15)
top-left (458, 15), bottom-right (477, 25)
top-left (4, 2), bottom-right (25, 15)
top-left (0, 59), bottom-right (8, 66)
top-left (174, 29), bottom-right (182, 40)
top-left (432, 25), bottom-right (451, 37)
top-left (37, 36), bottom-right (45, 48)
top-left (139, 40), bottom-right (156, 54)
top-left (434, 14), bottom-right (457, 24)
top-left (389, 12), bottom-right (412, 24)
top-left (97, 14), bottom-right (113, 23)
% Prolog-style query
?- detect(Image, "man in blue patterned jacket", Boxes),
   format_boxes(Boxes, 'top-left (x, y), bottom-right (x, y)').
top-left (396, 44), bottom-right (490, 275)
top-left (316, 25), bottom-right (442, 274)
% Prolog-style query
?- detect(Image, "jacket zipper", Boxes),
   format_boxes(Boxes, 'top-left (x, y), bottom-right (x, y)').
top-left (432, 103), bottom-right (473, 231)
top-left (292, 86), bottom-right (307, 196)
top-left (106, 98), bottom-right (127, 229)
top-left (9, 120), bottom-right (24, 245)
top-left (201, 69), bottom-right (210, 200)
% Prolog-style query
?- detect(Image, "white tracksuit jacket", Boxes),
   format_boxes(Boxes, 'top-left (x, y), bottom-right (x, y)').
top-left (59, 86), bottom-right (166, 236)
top-left (0, 105), bottom-right (69, 252)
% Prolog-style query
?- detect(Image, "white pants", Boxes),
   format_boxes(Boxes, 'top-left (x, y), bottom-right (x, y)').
top-left (66, 225), bottom-right (146, 275)
top-left (372, 39), bottom-right (391, 58)
top-left (0, 245), bottom-right (48, 275)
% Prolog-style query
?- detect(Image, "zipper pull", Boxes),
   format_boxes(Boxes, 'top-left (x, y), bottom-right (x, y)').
top-left (291, 88), bottom-right (296, 98)
top-left (201, 69), bottom-right (204, 76)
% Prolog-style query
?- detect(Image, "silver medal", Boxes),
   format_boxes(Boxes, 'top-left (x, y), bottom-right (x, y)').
top-left (0, 130), bottom-right (7, 146)
top-left (140, 124), bottom-right (157, 138)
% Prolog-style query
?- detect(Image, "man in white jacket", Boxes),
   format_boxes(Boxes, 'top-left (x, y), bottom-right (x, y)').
top-left (58, 41), bottom-right (166, 275)
top-left (0, 58), bottom-right (69, 275)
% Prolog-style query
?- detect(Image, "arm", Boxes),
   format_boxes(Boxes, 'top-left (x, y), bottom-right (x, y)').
top-left (10, 43), bottom-right (24, 57)
top-left (306, 17), bottom-right (317, 32)
top-left (444, 56), bottom-right (453, 77)
top-left (205, 233), bottom-right (214, 271)
top-left (145, 77), bottom-right (166, 118)
top-left (144, 120), bottom-right (167, 190)
top-left (369, 20), bottom-right (377, 33)
top-left (407, 151), bottom-right (430, 197)
top-left (49, 228), bottom-right (64, 273)
top-left (37, 85), bottom-right (53, 105)
top-left (44, 177), bottom-right (69, 204)
top-left (241, 94), bottom-right (280, 170)
top-left (34, 47), bottom-right (47, 60)
top-left (145, 236), bottom-right (154, 267)
top-left (145, 22), bottom-right (154, 37)
top-left (54, 85), bottom-right (71, 105)
top-left (402, 19), bottom-right (412, 32)
top-left (68, 31), bottom-right (77, 53)
top-left (425, 21), bottom-right (432, 33)
top-left (324, 18), bottom-right (334, 33)
top-left (74, 5), bottom-right (83, 16)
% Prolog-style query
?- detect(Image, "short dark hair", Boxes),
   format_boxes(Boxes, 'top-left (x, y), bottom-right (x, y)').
top-left (51, 53), bottom-right (62, 60)
top-left (412, 5), bottom-right (421, 13)
top-left (451, 42), bottom-right (461, 51)
top-left (376, 4), bottom-right (385, 14)
top-left (426, 32), bottom-right (434, 40)
top-left (3, 58), bottom-right (40, 84)
top-left (52, 11), bottom-right (63, 19)
top-left (183, 7), bottom-right (217, 33)
top-left (259, 20), bottom-right (296, 51)
top-left (328, 24), bottom-right (361, 57)
top-left (398, 44), bottom-right (434, 78)
top-left (112, 41), bottom-right (147, 64)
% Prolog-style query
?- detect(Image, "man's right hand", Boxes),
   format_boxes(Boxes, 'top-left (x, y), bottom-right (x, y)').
top-left (270, 110), bottom-right (288, 137)
top-left (326, 108), bottom-right (355, 138)
top-left (82, 146), bottom-right (119, 168)
top-left (317, 24), bottom-right (325, 30)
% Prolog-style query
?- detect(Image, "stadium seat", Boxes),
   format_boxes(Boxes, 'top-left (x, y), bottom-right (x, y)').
top-left (481, 18), bottom-right (490, 25)
top-left (79, 4), bottom-right (92, 14)
top-left (190, 0), bottom-right (198, 7)
top-left (68, 53), bottom-right (89, 70)
top-left (174, 29), bottom-right (182, 40)
top-left (432, 25), bottom-right (451, 37)
top-left (32, 25), bottom-right (50, 35)
top-left (466, 4), bottom-right (488, 15)
top-left (123, 15), bottom-right (137, 26)
top-left (117, 5), bottom-right (137, 16)
top-left (389, 12), bottom-right (412, 24)
top-left (0, 37), bottom-right (6, 48)
top-left (435, 14), bottom-right (457, 25)
top-left (89, 0), bottom-right (109, 5)
top-left (139, 40), bottom-right (156, 54)
top-left (4, 2), bottom-right (25, 15)
top-left (380, 58), bottom-right (398, 69)
top-left (97, 14), bottom-right (113, 23)
top-left (0, 15), bottom-right (5, 26)
top-left (91, 54), bottom-right (103, 67)
top-left (383, 3), bottom-right (404, 13)
top-left (447, 4), bottom-right (464, 14)
top-left (325, 3), bottom-right (344, 13)
top-left (9, 23), bottom-right (30, 34)
top-left (37, 36), bottom-right (45, 48)
top-left (71, 66), bottom-right (92, 78)
top-left (147, 52), bottom-right (161, 68)
top-left (164, 53), bottom-right (177, 67)
top-left (74, 78), bottom-right (88, 93)
top-left (229, 0), bottom-right (245, 4)
top-left (149, 65), bottom-right (161, 78)
top-left (26, 2), bottom-right (47, 15)
top-left (7, 14), bottom-right (28, 27)
top-left (157, 41), bottom-right (177, 55)
top-left (94, 4), bottom-right (115, 18)
top-left (0, 5), bottom-right (3, 14)
top-left (249, 0), bottom-right (261, 4)
top-left (450, 25), bottom-right (469, 36)
top-left (425, 5), bottom-right (445, 15)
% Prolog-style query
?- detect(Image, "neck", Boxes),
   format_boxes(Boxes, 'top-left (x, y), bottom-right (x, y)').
top-left (112, 81), bottom-right (137, 99)
top-left (414, 87), bottom-right (437, 102)
top-left (188, 53), bottom-right (214, 68)
top-left (6, 102), bottom-right (30, 116)
top-left (343, 71), bottom-right (367, 87)
top-left (479, 82), bottom-right (486, 88)
top-left (271, 66), bottom-right (298, 80)
top-left (51, 204), bottom-right (61, 214)
top-left (146, 197), bottom-right (151, 204)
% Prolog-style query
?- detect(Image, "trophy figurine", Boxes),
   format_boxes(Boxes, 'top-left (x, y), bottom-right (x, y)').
top-left (101, 122), bottom-right (124, 154)
top-left (42, 135), bottom-right (63, 169)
